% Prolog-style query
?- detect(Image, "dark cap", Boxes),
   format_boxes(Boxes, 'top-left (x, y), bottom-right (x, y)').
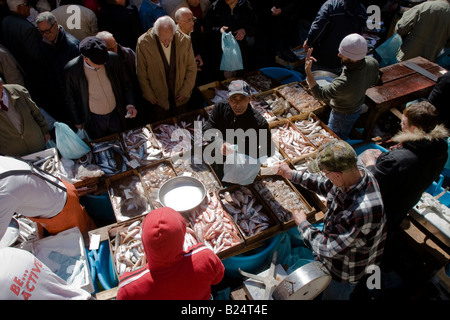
top-left (228, 80), bottom-right (251, 98)
top-left (79, 36), bottom-right (109, 65)
top-left (308, 140), bottom-right (357, 173)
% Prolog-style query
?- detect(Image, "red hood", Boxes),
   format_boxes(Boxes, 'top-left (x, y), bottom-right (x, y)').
top-left (142, 207), bottom-right (186, 271)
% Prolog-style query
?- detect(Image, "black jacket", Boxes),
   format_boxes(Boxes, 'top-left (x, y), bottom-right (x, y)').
top-left (368, 125), bottom-right (449, 232)
top-left (203, 101), bottom-right (275, 160)
top-left (428, 71), bottom-right (450, 129)
top-left (63, 53), bottom-right (136, 135)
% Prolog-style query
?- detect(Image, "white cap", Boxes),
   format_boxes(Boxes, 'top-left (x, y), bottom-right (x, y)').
top-left (338, 33), bottom-right (367, 61)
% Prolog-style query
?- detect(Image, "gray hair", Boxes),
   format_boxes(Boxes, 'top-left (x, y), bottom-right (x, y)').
top-left (96, 30), bottom-right (114, 41)
top-left (6, 0), bottom-right (26, 11)
top-left (35, 11), bottom-right (57, 25)
top-left (154, 16), bottom-right (177, 36)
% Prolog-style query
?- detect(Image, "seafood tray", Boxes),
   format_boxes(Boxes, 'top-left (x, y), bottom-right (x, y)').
top-left (270, 119), bottom-right (318, 163)
top-left (90, 134), bottom-right (131, 176)
top-left (151, 118), bottom-right (195, 158)
top-left (254, 90), bottom-right (300, 119)
top-left (106, 170), bottom-right (153, 222)
top-left (243, 70), bottom-right (282, 92)
top-left (172, 155), bottom-right (222, 191)
top-left (122, 125), bottom-right (164, 167)
top-left (186, 191), bottom-right (245, 259)
top-left (218, 185), bottom-right (280, 245)
top-left (138, 159), bottom-right (177, 208)
top-left (252, 176), bottom-right (315, 230)
top-left (276, 82), bottom-right (325, 118)
top-left (249, 97), bottom-right (277, 122)
top-left (292, 113), bottom-right (340, 148)
top-left (175, 108), bottom-right (209, 148)
top-left (22, 147), bottom-right (60, 175)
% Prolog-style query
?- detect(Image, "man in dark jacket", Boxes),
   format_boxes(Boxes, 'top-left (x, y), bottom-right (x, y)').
top-left (64, 36), bottom-right (137, 139)
top-left (361, 101), bottom-right (449, 234)
top-left (203, 80), bottom-right (275, 182)
top-left (303, 0), bottom-right (367, 74)
top-left (428, 71), bottom-right (450, 130)
top-left (36, 11), bottom-right (80, 125)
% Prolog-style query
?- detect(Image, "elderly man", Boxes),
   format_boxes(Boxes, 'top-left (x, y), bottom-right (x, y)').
top-left (305, 33), bottom-right (380, 140)
top-left (64, 36), bottom-right (137, 139)
top-left (36, 11), bottom-right (80, 125)
top-left (136, 15), bottom-right (197, 122)
top-left (277, 140), bottom-right (386, 300)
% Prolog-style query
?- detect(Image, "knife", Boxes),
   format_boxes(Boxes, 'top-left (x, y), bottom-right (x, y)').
top-left (403, 61), bottom-right (439, 82)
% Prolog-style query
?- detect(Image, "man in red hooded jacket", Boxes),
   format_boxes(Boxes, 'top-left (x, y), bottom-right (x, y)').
top-left (116, 207), bottom-right (225, 300)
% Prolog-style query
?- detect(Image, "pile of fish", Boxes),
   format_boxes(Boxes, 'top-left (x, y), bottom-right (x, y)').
top-left (14, 214), bottom-right (39, 245)
top-left (91, 139), bottom-right (129, 175)
top-left (139, 162), bottom-right (177, 207)
top-left (28, 153), bottom-right (60, 175)
top-left (260, 93), bottom-right (299, 118)
top-left (250, 99), bottom-right (277, 122)
top-left (278, 84), bottom-right (323, 114)
top-left (271, 122), bottom-right (317, 159)
top-left (245, 73), bottom-right (274, 92)
top-left (58, 154), bottom-right (104, 183)
top-left (172, 157), bottom-right (221, 191)
top-left (110, 219), bottom-right (146, 276)
top-left (109, 174), bottom-right (152, 222)
top-left (188, 192), bottom-right (242, 254)
top-left (122, 126), bottom-right (163, 166)
top-left (294, 118), bottom-right (337, 148)
top-left (219, 187), bottom-right (272, 238)
top-left (253, 177), bottom-right (310, 223)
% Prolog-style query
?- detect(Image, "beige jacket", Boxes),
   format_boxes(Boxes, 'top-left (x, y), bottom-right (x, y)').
top-left (136, 29), bottom-right (197, 111)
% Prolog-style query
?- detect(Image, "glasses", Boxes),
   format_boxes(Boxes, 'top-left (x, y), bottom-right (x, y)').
top-left (319, 170), bottom-right (333, 178)
top-left (18, 2), bottom-right (30, 7)
top-left (38, 22), bottom-right (55, 35)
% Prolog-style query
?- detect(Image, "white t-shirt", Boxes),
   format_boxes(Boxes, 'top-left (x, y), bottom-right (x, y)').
top-left (0, 247), bottom-right (91, 300)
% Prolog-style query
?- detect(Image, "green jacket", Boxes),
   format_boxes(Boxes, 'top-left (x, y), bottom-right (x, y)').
top-left (311, 56), bottom-right (380, 114)
top-left (0, 85), bottom-right (49, 157)
top-left (395, 0), bottom-right (450, 62)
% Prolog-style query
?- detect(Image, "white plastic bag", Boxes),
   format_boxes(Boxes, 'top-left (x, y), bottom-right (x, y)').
top-left (222, 148), bottom-right (261, 185)
top-left (54, 122), bottom-right (90, 159)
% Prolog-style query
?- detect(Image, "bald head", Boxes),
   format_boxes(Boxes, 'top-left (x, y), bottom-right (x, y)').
top-left (174, 7), bottom-right (194, 35)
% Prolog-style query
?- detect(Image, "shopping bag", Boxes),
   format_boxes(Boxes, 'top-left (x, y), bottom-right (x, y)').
top-left (222, 150), bottom-right (261, 185)
top-left (220, 31), bottom-right (243, 71)
top-left (54, 122), bottom-right (90, 159)
top-left (375, 33), bottom-right (402, 67)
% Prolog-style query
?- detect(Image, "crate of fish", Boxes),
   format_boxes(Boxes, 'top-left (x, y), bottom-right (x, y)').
top-left (172, 154), bottom-right (222, 191)
top-left (218, 185), bottom-right (280, 245)
top-left (243, 69), bottom-right (282, 92)
top-left (270, 119), bottom-right (318, 163)
top-left (276, 82), bottom-right (326, 119)
top-left (106, 170), bottom-right (153, 222)
top-left (175, 109), bottom-right (208, 149)
top-left (90, 134), bottom-right (131, 176)
top-left (253, 90), bottom-right (299, 119)
top-left (151, 118), bottom-right (196, 158)
top-left (186, 190), bottom-right (245, 259)
top-left (292, 113), bottom-right (340, 148)
top-left (122, 125), bottom-right (164, 167)
top-left (138, 159), bottom-right (178, 208)
top-left (252, 176), bottom-right (315, 230)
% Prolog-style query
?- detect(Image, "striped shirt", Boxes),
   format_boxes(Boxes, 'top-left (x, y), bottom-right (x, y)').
top-left (291, 167), bottom-right (386, 283)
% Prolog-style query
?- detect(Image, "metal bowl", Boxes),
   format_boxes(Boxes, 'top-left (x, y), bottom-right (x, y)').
top-left (158, 176), bottom-right (206, 214)
top-left (311, 70), bottom-right (338, 85)
top-left (0, 218), bottom-right (20, 248)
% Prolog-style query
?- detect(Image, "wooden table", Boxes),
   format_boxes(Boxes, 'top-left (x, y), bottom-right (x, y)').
top-left (362, 56), bottom-right (447, 140)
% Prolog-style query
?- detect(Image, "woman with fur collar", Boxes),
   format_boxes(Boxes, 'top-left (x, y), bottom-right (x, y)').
top-left (361, 101), bottom-right (449, 234)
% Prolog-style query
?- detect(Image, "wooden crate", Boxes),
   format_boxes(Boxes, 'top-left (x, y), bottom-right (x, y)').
top-left (217, 185), bottom-right (280, 245)
top-left (106, 169), bottom-right (153, 222)
top-left (151, 117), bottom-right (190, 158)
top-left (253, 89), bottom-right (300, 120)
top-left (269, 118), bottom-right (318, 163)
top-left (90, 134), bottom-right (131, 177)
top-left (290, 112), bottom-right (340, 148)
top-left (275, 46), bottom-right (307, 68)
top-left (242, 69), bottom-right (283, 92)
top-left (137, 159), bottom-right (177, 208)
top-left (251, 175), bottom-right (315, 230)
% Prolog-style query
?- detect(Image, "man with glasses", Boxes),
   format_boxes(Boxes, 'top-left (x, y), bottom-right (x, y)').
top-left (36, 11), bottom-right (79, 125)
top-left (277, 139), bottom-right (386, 300)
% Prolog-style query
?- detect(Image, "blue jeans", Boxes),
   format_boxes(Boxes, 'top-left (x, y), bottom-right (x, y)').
top-left (327, 106), bottom-right (362, 140)
top-left (321, 279), bottom-right (357, 300)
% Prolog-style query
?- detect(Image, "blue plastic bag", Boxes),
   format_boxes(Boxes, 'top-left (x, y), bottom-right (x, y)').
top-left (375, 33), bottom-right (402, 67)
top-left (220, 31), bottom-right (243, 71)
top-left (54, 122), bottom-right (90, 159)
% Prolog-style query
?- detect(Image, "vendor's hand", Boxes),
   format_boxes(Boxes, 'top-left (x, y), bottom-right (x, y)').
top-left (126, 105), bottom-right (137, 118)
top-left (234, 28), bottom-right (246, 41)
top-left (220, 26), bottom-right (229, 34)
top-left (221, 142), bottom-right (235, 156)
top-left (195, 54), bottom-right (204, 71)
top-left (75, 124), bottom-right (84, 130)
top-left (303, 39), bottom-right (309, 50)
top-left (176, 95), bottom-right (186, 102)
top-left (292, 209), bottom-right (307, 226)
top-left (360, 149), bottom-right (383, 166)
top-left (44, 133), bottom-right (51, 143)
top-left (271, 6), bottom-right (282, 16)
top-left (275, 161), bottom-right (293, 180)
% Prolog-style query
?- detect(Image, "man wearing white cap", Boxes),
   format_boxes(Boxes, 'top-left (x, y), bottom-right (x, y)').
top-left (305, 33), bottom-right (380, 140)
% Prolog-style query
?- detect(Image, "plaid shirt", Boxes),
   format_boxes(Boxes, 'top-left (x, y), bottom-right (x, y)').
top-left (292, 167), bottom-right (387, 283)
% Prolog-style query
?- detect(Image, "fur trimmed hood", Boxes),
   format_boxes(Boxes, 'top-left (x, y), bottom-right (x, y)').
top-left (392, 124), bottom-right (449, 144)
